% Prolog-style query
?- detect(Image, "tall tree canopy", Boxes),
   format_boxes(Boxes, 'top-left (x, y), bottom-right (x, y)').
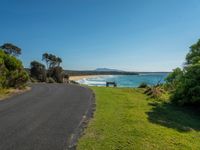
top-left (186, 40), bottom-right (200, 65)
top-left (42, 53), bottom-right (63, 69)
top-left (1, 43), bottom-right (21, 56)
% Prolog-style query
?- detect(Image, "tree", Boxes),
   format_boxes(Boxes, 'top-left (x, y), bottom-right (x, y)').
top-left (48, 66), bottom-right (64, 83)
top-left (1, 43), bottom-right (21, 56)
top-left (30, 61), bottom-right (46, 82)
top-left (186, 39), bottom-right (200, 65)
top-left (167, 39), bottom-right (200, 106)
top-left (165, 67), bottom-right (183, 90)
top-left (42, 53), bottom-right (50, 69)
top-left (42, 53), bottom-right (62, 69)
top-left (57, 57), bottom-right (62, 66)
top-left (49, 54), bottom-right (57, 68)
top-left (172, 63), bottom-right (200, 105)
top-left (41, 52), bottom-right (64, 83)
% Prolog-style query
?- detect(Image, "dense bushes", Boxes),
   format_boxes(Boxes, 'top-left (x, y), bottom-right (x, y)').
top-left (30, 61), bottom-right (46, 82)
top-left (30, 53), bottom-right (67, 83)
top-left (48, 66), bottom-right (64, 83)
top-left (0, 50), bottom-right (29, 88)
top-left (166, 39), bottom-right (200, 106)
top-left (0, 43), bottom-right (69, 88)
top-left (138, 82), bottom-right (148, 88)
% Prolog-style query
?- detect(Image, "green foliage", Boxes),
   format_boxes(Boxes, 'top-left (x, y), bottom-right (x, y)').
top-left (186, 39), bottom-right (200, 65)
top-left (48, 66), bottom-right (64, 83)
top-left (47, 77), bottom-right (56, 83)
top-left (166, 39), bottom-right (200, 106)
top-left (165, 67), bottom-right (183, 90)
top-left (171, 63), bottom-right (200, 105)
top-left (42, 53), bottom-right (62, 69)
top-left (42, 53), bottom-right (64, 83)
top-left (144, 85), bottom-right (166, 99)
top-left (30, 61), bottom-right (46, 82)
top-left (0, 43), bottom-right (21, 56)
top-left (0, 50), bottom-right (28, 88)
top-left (138, 82), bottom-right (148, 88)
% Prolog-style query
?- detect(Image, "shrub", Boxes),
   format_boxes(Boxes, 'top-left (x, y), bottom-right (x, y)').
top-left (171, 63), bottom-right (200, 105)
top-left (144, 86), bottom-right (165, 99)
top-left (30, 61), bottom-right (46, 82)
top-left (138, 82), bottom-right (148, 88)
top-left (47, 77), bottom-right (55, 83)
top-left (166, 39), bottom-right (200, 106)
top-left (165, 68), bottom-right (183, 91)
top-left (0, 50), bottom-right (29, 88)
top-left (48, 66), bottom-right (64, 83)
top-left (70, 80), bottom-right (79, 84)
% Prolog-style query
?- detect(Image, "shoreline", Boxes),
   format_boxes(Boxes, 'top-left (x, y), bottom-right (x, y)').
top-left (69, 75), bottom-right (102, 81)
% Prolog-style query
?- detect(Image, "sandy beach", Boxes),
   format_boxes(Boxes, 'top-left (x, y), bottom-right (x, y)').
top-left (69, 75), bottom-right (101, 81)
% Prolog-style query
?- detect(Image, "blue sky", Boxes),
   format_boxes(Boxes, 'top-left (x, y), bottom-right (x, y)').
top-left (1, 0), bottom-right (200, 71)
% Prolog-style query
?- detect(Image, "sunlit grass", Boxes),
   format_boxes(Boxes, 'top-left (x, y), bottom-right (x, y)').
top-left (77, 87), bottom-right (200, 150)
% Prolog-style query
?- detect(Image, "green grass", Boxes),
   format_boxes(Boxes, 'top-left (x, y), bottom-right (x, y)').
top-left (77, 87), bottom-right (200, 150)
top-left (0, 87), bottom-right (30, 100)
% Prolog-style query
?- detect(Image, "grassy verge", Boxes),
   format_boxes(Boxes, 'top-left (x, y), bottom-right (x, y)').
top-left (0, 88), bottom-right (12, 100)
top-left (0, 87), bottom-right (31, 101)
top-left (77, 87), bottom-right (200, 150)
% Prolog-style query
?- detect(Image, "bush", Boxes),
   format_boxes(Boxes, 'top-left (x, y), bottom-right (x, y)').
top-left (144, 86), bottom-right (165, 99)
top-left (165, 68), bottom-right (183, 91)
top-left (30, 61), bottom-right (46, 82)
top-left (138, 82), bottom-right (148, 88)
top-left (171, 63), bottom-right (200, 105)
top-left (48, 66), bottom-right (64, 83)
top-left (166, 39), bottom-right (200, 106)
top-left (0, 50), bottom-right (29, 88)
top-left (70, 80), bottom-right (79, 84)
top-left (47, 77), bottom-right (55, 83)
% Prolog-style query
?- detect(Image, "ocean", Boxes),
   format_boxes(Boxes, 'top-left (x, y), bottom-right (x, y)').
top-left (77, 73), bottom-right (169, 87)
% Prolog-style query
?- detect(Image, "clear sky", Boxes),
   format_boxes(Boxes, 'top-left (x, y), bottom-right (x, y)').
top-left (1, 0), bottom-right (200, 71)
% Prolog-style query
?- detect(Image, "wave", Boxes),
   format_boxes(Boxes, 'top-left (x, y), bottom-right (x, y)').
top-left (77, 78), bottom-right (106, 86)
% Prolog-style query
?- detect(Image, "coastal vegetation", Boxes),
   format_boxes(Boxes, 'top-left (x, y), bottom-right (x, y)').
top-left (30, 53), bottom-right (66, 83)
top-left (78, 87), bottom-right (200, 149)
top-left (165, 39), bottom-right (200, 106)
top-left (0, 43), bottom-right (29, 99)
top-left (0, 44), bottom-right (29, 89)
top-left (0, 42), bottom-right (68, 99)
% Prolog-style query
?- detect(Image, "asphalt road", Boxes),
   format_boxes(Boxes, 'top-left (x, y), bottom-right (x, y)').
top-left (0, 83), bottom-right (93, 150)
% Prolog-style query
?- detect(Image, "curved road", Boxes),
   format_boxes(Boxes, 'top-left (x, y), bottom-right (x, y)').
top-left (0, 83), bottom-right (93, 150)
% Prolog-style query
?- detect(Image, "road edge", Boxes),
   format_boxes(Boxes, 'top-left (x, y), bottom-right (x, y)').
top-left (67, 85), bottom-right (96, 150)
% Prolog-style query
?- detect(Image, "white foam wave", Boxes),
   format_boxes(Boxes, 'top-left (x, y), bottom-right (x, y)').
top-left (77, 78), bottom-right (106, 86)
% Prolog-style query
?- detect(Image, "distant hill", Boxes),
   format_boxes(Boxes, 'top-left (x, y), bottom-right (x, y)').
top-left (64, 70), bottom-right (138, 76)
top-left (95, 68), bottom-right (123, 72)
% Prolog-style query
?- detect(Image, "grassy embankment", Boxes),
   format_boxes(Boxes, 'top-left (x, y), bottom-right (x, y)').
top-left (78, 87), bottom-right (200, 150)
top-left (0, 89), bottom-right (12, 100)
top-left (0, 87), bottom-right (30, 101)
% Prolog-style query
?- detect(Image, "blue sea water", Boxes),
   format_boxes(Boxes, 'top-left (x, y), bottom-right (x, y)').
top-left (77, 73), bottom-right (169, 87)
